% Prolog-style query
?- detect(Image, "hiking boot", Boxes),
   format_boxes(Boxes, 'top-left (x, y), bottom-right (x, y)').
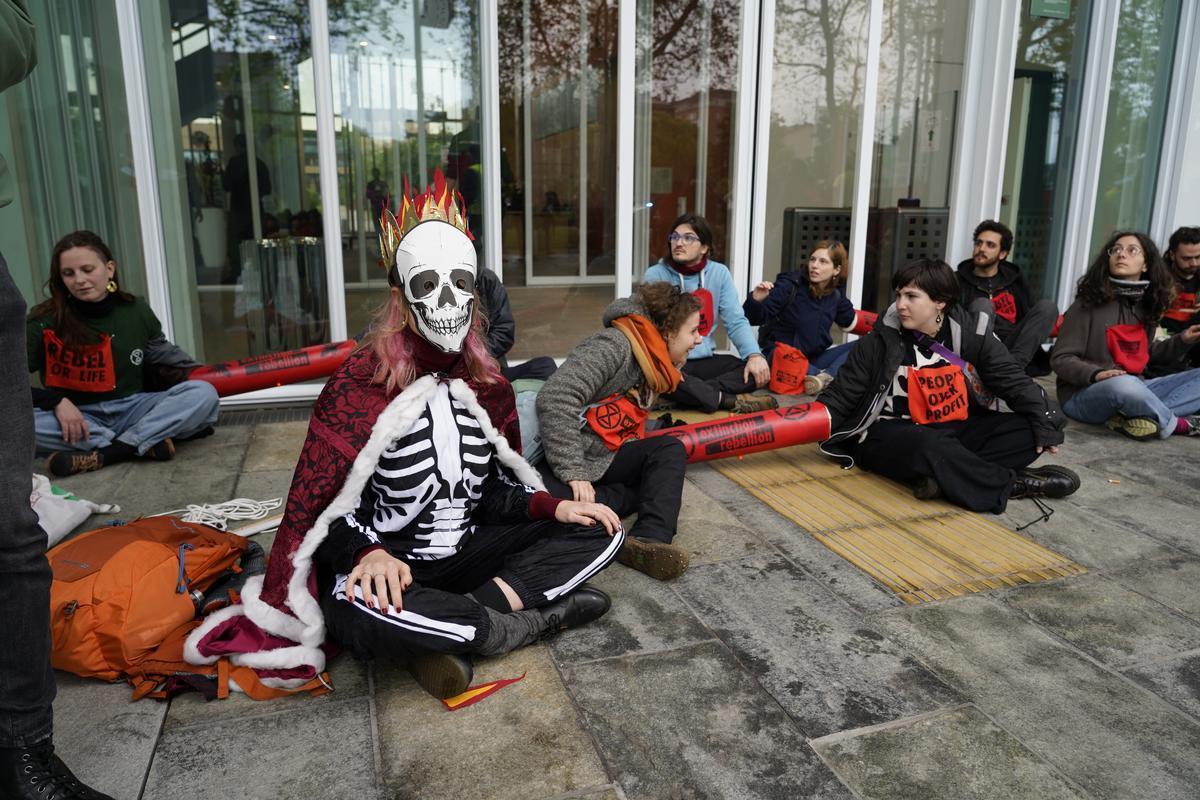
top-left (803, 371), bottom-right (834, 395)
top-left (732, 393), bottom-right (779, 414)
top-left (46, 450), bottom-right (103, 478)
top-left (1104, 415), bottom-right (1159, 441)
top-left (176, 425), bottom-right (215, 442)
top-left (911, 476), bottom-right (943, 501)
top-left (141, 438), bottom-right (176, 461)
top-left (0, 740), bottom-right (114, 800)
top-left (1010, 466), bottom-right (1081, 500)
top-left (406, 652), bottom-right (473, 699)
top-left (538, 586), bottom-right (611, 635)
top-left (617, 536), bottom-right (690, 581)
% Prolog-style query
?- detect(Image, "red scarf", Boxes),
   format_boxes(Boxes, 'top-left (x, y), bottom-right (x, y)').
top-left (671, 255), bottom-right (708, 276)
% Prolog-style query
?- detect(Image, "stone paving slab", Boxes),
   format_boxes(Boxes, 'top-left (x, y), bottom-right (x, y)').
top-left (1004, 572), bottom-right (1200, 669)
top-left (142, 695), bottom-right (377, 800)
top-left (1124, 650), bottom-right (1200, 721)
top-left (548, 561), bottom-right (717, 664)
top-left (234, 467), bottom-right (294, 503)
top-left (53, 673), bottom-right (167, 800)
top-left (1106, 556), bottom-right (1200, 620)
top-left (876, 594), bottom-right (1200, 799)
top-left (991, 501), bottom-right (1178, 572)
top-left (686, 463), bottom-right (904, 614)
top-left (561, 640), bottom-right (853, 800)
top-left (374, 644), bottom-right (607, 800)
top-left (241, 421), bottom-right (309, 473)
top-left (812, 705), bottom-right (1090, 800)
top-left (1081, 493), bottom-right (1200, 557)
top-left (673, 476), bottom-right (772, 566)
top-left (673, 554), bottom-right (960, 737)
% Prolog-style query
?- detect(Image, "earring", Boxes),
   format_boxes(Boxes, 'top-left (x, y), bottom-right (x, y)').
top-left (106, 279), bottom-right (118, 293)
top-left (935, 311), bottom-right (944, 327)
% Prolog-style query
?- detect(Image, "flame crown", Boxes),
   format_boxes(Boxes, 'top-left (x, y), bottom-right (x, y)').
top-left (378, 168), bottom-right (473, 271)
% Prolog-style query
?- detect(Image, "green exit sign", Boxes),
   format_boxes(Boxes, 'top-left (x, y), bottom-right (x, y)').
top-left (1031, 0), bottom-right (1070, 19)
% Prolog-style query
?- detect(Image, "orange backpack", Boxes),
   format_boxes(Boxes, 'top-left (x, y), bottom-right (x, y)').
top-left (48, 516), bottom-right (330, 701)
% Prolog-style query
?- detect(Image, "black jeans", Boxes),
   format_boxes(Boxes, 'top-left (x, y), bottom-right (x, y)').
top-left (0, 253), bottom-right (55, 747)
top-left (538, 435), bottom-right (687, 543)
top-left (664, 355), bottom-right (757, 412)
top-left (970, 297), bottom-right (1058, 370)
top-left (850, 410), bottom-right (1039, 514)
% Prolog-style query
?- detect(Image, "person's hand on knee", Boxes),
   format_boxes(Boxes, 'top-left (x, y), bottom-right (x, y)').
top-left (555, 500), bottom-right (621, 535)
top-left (744, 354), bottom-right (770, 387)
top-left (53, 398), bottom-right (89, 444)
top-left (568, 479), bottom-right (595, 503)
top-left (346, 550), bottom-right (412, 612)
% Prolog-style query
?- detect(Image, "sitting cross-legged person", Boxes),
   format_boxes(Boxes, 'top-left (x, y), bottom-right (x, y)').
top-left (536, 283), bottom-right (702, 581)
top-left (185, 178), bottom-right (624, 700)
top-left (820, 259), bottom-right (1078, 514)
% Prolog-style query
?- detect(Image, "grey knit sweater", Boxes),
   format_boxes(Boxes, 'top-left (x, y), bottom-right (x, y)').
top-left (536, 297), bottom-right (648, 483)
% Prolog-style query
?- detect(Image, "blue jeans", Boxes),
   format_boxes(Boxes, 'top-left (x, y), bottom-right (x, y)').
top-left (0, 253), bottom-right (55, 746)
top-left (1061, 370), bottom-right (1200, 438)
top-left (808, 341), bottom-right (856, 377)
top-left (34, 380), bottom-right (219, 455)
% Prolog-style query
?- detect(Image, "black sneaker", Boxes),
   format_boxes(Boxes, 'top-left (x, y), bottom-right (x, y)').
top-left (911, 476), bottom-right (943, 501)
top-left (1010, 466), bottom-right (1081, 500)
top-left (46, 450), bottom-right (103, 477)
top-left (405, 652), bottom-right (473, 699)
top-left (0, 740), bottom-right (114, 800)
top-left (538, 586), bottom-right (612, 636)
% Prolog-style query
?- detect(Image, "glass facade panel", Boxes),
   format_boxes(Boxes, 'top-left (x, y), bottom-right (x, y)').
top-left (1089, 0), bottom-right (1180, 254)
top-left (141, 1), bottom-right (325, 363)
top-left (999, 0), bottom-right (1092, 298)
top-left (632, 0), bottom-right (744, 276)
top-left (497, 0), bottom-right (619, 360)
top-left (0, 1), bottom-right (143, 309)
top-left (862, 0), bottom-right (968, 310)
top-left (762, 1), bottom-right (869, 285)
top-left (330, 1), bottom-right (485, 338)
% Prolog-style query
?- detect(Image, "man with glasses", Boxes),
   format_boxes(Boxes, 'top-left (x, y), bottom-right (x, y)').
top-left (956, 220), bottom-right (1058, 374)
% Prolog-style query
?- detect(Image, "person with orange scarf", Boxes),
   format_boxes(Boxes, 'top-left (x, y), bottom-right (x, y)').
top-left (536, 284), bottom-right (703, 580)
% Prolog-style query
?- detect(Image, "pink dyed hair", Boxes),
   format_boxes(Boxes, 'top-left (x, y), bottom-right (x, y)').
top-left (361, 290), bottom-right (502, 394)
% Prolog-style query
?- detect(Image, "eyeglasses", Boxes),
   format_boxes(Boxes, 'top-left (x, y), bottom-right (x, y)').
top-left (1108, 244), bottom-right (1143, 258)
top-left (668, 232), bottom-right (701, 245)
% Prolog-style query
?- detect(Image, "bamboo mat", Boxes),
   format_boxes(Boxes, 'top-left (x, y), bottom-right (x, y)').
top-left (712, 446), bottom-right (1085, 604)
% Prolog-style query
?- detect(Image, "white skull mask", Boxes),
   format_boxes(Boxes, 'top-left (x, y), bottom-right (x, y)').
top-left (393, 221), bottom-right (477, 353)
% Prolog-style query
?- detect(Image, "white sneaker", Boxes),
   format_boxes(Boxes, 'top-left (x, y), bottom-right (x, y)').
top-left (804, 371), bottom-right (833, 395)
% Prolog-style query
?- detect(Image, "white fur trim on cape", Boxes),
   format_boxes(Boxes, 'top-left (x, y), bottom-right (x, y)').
top-left (187, 374), bottom-right (544, 672)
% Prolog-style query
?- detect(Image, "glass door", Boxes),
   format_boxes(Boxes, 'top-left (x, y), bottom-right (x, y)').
top-left (631, 0), bottom-right (747, 281)
top-left (999, 0), bottom-right (1092, 298)
top-left (497, 0), bottom-right (620, 360)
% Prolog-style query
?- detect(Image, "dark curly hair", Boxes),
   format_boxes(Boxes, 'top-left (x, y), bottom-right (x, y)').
top-left (664, 213), bottom-right (716, 268)
top-left (1075, 231), bottom-right (1173, 322)
top-left (28, 230), bottom-right (136, 347)
top-left (636, 281), bottom-right (702, 339)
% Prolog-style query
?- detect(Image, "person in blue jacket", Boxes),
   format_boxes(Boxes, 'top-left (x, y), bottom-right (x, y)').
top-left (744, 239), bottom-right (858, 395)
top-left (642, 213), bottom-right (776, 413)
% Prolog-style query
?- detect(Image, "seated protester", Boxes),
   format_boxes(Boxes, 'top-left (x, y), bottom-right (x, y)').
top-left (744, 239), bottom-right (857, 394)
top-left (1051, 231), bottom-right (1200, 440)
top-left (819, 259), bottom-right (1078, 513)
top-left (956, 219), bottom-right (1058, 372)
top-left (26, 230), bottom-right (219, 477)
top-left (1157, 226), bottom-right (1200, 373)
top-left (187, 184), bottom-right (624, 701)
top-left (536, 283), bottom-right (700, 581)
top-left (643, 213), bottom-right (776, 414)
top-left (475, 265), bottom-right (558, 381)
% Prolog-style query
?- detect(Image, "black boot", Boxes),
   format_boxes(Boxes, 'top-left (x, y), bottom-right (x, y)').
top-left (1010, 466), bottom-right (1080, 499)
top-left (0, 740), bottom-right (114, 800)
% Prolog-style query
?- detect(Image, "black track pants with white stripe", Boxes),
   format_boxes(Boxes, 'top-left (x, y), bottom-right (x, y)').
top-left (320, 519), bottom-right (624, 657)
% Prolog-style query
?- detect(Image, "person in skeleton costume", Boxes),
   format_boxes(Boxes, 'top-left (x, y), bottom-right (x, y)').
top-left (185, 173), bottom-right (622, 699)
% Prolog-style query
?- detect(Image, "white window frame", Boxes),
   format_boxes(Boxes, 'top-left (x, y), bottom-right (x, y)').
top-left (1150, 0), bottom-right (1200, 244)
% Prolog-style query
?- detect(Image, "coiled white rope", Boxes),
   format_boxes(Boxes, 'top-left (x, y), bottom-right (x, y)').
top-left (155, 497), bottom-right (284, 532)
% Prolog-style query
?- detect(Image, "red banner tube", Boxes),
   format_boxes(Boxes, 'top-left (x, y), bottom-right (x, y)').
top-left (646, 402), bottom-right (833, 463)
top-left (190, 340), bottom-right (357, 397)
top-left (848, 309), bottom-right (878, 336)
